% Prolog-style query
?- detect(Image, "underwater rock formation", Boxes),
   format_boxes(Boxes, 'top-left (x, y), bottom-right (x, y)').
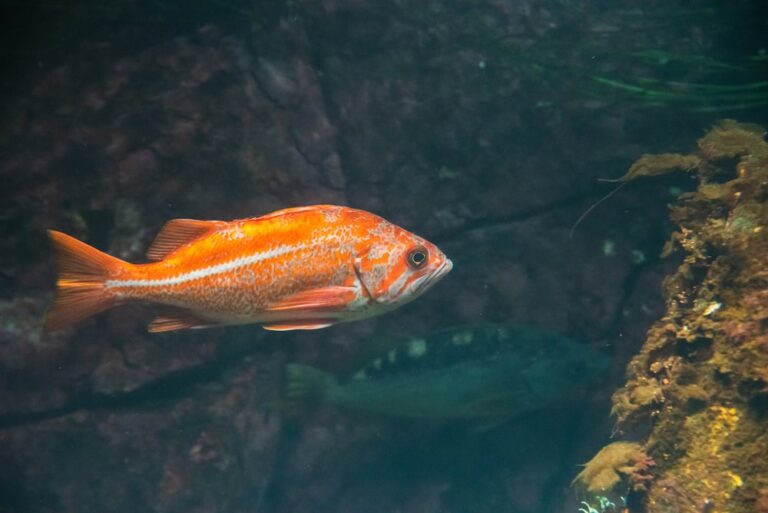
top-left (601, 120), bottom-right (768, 513)
top-left (573, 441), bottom-right (654, 512)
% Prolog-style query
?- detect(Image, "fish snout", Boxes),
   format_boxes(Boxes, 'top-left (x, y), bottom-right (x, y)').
top-left (442, 257), bottom-right (453, 275)
top-left (416, 255), bottom-right (452, 295)
top-left (433, 257), bottom-right (453, 282)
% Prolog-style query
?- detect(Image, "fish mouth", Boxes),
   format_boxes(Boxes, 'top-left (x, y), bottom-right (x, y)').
top-left (436, 258), bottom-right (453, 280)
top-left (414, 258), bottom-right (453, 296)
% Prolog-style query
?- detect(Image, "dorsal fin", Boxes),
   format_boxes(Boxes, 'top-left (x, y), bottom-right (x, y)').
top-left (252, 205), bottom-right (338, 222)
top-left (146, 219), bottom-right (226, 261)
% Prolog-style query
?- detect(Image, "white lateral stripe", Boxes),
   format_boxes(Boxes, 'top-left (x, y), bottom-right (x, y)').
top-left (105, 243), bottom-right (309, 288)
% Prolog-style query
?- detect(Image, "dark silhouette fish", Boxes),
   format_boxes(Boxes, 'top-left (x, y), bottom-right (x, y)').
top-left (284, 324), bottom-right (609, 422)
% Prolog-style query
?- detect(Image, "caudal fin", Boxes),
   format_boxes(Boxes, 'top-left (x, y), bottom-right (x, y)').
top-left (284, 364), bottom-right (338, 408)
top-left (44, 230), bottom-right (126, 332)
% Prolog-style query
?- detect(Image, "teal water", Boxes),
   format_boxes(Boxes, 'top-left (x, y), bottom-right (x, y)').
top-left (0, 1), bottom-right (766, 513)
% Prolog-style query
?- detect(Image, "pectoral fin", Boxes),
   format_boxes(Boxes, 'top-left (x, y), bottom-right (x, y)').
top-left (467, 388), bottom-right (529, 417)
top-left (261, 285), bottom-right (361, 330)
top-left (266, 286), bottom-right (358, 312)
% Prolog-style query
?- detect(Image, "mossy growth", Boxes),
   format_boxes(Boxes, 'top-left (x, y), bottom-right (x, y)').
top-left (583, 120), bottom-right (768, 513)
top-left (573, 442), bottom-right (654, 495)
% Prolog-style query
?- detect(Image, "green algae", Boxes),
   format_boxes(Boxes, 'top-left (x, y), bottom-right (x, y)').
top-left (583, 120), bottom-right (768, 513)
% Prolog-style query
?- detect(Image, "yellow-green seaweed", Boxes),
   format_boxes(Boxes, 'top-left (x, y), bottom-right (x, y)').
top-left (586, 120), bottom-right (768, 513)
top-left (600, 153), bottom-right (701, 183)
top-left (573, 442), bottom-right (653, 494)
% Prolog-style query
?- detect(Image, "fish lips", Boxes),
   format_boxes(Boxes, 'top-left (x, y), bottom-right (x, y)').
top-left (413, 257), bottom-right (453, 296)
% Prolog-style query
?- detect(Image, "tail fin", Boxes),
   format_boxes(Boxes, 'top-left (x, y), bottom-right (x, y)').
top-left (284, 364), bottom-right (338, 408)
top-left (44, 230), bottom-right (127, 332)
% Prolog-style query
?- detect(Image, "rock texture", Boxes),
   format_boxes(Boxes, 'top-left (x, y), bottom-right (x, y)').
top-left (1, 1), bottom-right (765, 513)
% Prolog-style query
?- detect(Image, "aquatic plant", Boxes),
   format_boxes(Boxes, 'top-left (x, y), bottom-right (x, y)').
top-left (587, 70), bottom-right (768, 112)
top-left (600, 154), bottom-right (701, 183)
top-left (444, 3), bottom-right (768, 112)
top-left (591, 120), bottom-right (768, 513)
top-left (573, 442), bottom-right (654, 513)
top-left (578, 496), bottom-right (625, 513)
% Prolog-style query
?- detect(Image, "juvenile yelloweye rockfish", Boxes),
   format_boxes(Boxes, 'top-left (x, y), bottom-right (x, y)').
top-left (285, 324), bottom-right (609, 422)
top-left (45, 205), bottom-right (452, 332)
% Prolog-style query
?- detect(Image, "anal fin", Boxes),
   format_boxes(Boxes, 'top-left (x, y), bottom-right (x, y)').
top-left (263, 320), bottom-right (334, 331)
top-left (148, 308), bottom-right (215, 333)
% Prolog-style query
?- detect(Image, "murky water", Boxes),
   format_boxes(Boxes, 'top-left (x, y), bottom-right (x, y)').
top-left (1, 2), bottom-right (766, 512)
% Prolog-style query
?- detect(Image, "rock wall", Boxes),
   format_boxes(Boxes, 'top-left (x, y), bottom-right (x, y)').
top-left (1, 1), bottom-right (765, 512)
top-left (580, 121), bottom-right (768, 513)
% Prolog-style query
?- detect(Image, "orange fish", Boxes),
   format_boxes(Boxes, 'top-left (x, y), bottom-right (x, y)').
top-left (45, 205), bottom-right (452, 333)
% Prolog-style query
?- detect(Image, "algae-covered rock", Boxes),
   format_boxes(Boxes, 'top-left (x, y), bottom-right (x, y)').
top-left (697, 119), bottom-right (768, 160)
top-left (573, 441), bottom-right (654, 495)
top-left (588, 121), bottom-right (768, 513)
top-left (572, 441), bottom-right (654, 513)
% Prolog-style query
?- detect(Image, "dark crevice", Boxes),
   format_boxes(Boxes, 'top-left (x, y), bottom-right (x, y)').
top-left (116, 341), bottom-right (142, 371)
top-left (255, 421), bottom-right (299, 513)
top-left (286, 128), bottom-right (345, 193)
top-left (0, 341), bottom-right (272, 431)
top-left (434, 190), bottom-right (599, 244)
top-left (287, 128), bottom-right (321, 168)
top-left (600, 259), bottom-right (655, 341)
top-left (303, 25), bottom-right (352, 202)
top-left (248, 67), bottom-right (290, 112)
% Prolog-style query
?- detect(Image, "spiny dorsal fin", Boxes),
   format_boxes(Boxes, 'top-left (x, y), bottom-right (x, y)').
top-left (146, 219), bottom-right (226, 261)
top-left (253, 205), bottom-right (337, 222)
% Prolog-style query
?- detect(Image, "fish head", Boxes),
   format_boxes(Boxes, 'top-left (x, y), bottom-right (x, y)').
top-left (355, 224), bottom-right (452, 307)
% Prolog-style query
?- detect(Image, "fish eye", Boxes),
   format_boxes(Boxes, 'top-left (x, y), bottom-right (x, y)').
top-left (407, 247), bottom-right (428, 269)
